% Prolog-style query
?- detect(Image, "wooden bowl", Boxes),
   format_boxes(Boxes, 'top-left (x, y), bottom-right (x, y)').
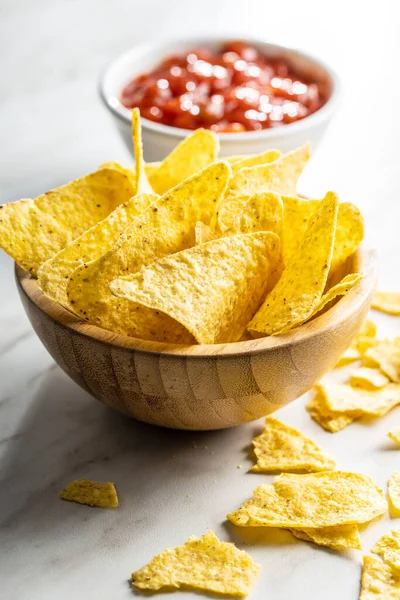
top-left (15, 247), bottom-right (377, 430)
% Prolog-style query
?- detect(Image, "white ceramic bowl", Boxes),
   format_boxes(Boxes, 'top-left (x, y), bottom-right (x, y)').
top-left (100, 37), bottom-right (340, 162)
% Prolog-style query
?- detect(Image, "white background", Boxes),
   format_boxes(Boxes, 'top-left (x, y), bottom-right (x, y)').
top-left (0, 1), bottom-right (399, 598)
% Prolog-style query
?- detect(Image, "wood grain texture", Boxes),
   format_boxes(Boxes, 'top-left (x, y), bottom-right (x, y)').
top-left (15, 247), bottom-right (377, 430)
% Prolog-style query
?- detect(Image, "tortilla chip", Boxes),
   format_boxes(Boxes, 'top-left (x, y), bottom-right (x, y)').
top-left (230, 149), bottom-right (281, 174)
top-left (110, 232), bottom-right (280, 344)
top-left (59, 478), bottom-right (118, 508)
top-left (289, 524), bottom-right (361, 551)
top-left (351, 367), bottom-right (390, 390)
top-left (148, 129), bottom-right (219, 195)
top-left (281, 196), bottom-right (364, 270)
top-left (227, 472), bottom-right (386, 528)
top-left (335, 346), bottom-right (362, 368)
top-left (228, 144), bottom-right (310, 198)
top-left (247, 191), bottom-right (338, 336)
top-left (388, 472), bottom-right (400, 517)
top-left (388, 427), bottom-right (400, 445)
top-left (335, 320), bottom-right (377, 368)
top-left (372, 292), bottom-right (400, 316)
top-left (131, 531), bottom-right (260, 597)
top-left (312, 273), bottom-right (363, 316)
top-left (250, 416), bottom-right (335, 473)
top-left (307, 389), bottom-right (355, 432)
top-left (227, 192), bottom-right (283, 237)
top-left (132, 108), bottom-right (153, 194)
top-left (38, 193), bottom-right (157, 307)
top-left (67, 162), bottom-right (231, 342)
top-left (0, 168), bottom-right (136, 276)
top-left (316, 382), bottom-right (400, 418)
top-left (364, 339), bottom-right (400, 382)
top-left (359, 555), bottom-right (400, 599)
top-left (372, 530), bottom-right (400, 574)
top-left (195, 221), bottom-right (218, 245)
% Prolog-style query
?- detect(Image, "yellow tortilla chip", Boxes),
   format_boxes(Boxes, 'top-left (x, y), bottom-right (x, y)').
top-left (359, 555), bottom-right (400, 599)
top-left (67, 162), bottom-right (231, 342)
top-left (230, 149), bottom-right (281, 174)
top-left (59, 478), bottom-right (118, 508)
top-left (335, 320), bottom-right (377, 368)
top-left (307, 389), bottom-right (355, 432)
top-left (131, 531), bottom-right (260, 597)
top-left (335, 346), bottom-right (362, 368)
top-left (227, 472), bottom-right (386, 528)
top-left (218, 191), bottom-right (283, 236)
top-left (364, 339), bottom-right (400, 383)
top-left (228, 144), bottom-right (310, 198)
top-left (388, 472), bottom-right (400, 517)
top-left (281, 196), bottom-right (364, 270)
top-left (0, 168), bottom-right (136, 276)
top-left (312, 273), bottom-right (363, 316)
top-left (250, 416), bottom-right (335, 473)
top-left (372, 292), bottom-right (400, 316)
top-left (388, 427), bottom-right (400, 445)
top-left (316, 382), bottom-right (400, 418)
top-left (372, 530), bottom-right (400, 574)
top-left (148, 129), bottom-right (219, 195)
top-left (38, 193), bottom-right (156, 307)
top-left (290, 524), bottom-right (361, 551)
top-left (247, 192), bottom-right (338, 336)
top-left (195, 221), bottom-right (218, 245)
top-left (132, 108), bottom-right (153, 194)
top-left (351, 367), bottom-right (390, 390)
top-left (110, 232), bottom-right (280, 344)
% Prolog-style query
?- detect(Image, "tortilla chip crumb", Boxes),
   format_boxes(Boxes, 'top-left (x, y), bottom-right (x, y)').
top-left (59, 478), bottom-right (118, 508)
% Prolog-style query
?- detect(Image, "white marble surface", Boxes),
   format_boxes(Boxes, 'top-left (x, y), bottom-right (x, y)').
top-left (1, 1), bottom-right (400, 599)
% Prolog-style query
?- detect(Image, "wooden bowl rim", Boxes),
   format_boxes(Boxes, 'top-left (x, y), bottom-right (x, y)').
top-left (16, 245), bottom-right (377, 358)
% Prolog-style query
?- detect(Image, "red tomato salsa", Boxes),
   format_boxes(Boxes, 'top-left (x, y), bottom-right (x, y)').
top-left (120, 41), bottom-right (326, 133)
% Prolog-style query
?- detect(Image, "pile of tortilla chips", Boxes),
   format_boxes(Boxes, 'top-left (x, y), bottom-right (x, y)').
top-left (228, 471), bottom-right (386, 552)
top-left (308, 319), bottom-right (400, 433)
top-left (0, 109), bottom-right (364, 344)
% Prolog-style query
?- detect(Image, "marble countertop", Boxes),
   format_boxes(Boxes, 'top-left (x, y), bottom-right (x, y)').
top-left (1, 1), bottom-right (400, 599)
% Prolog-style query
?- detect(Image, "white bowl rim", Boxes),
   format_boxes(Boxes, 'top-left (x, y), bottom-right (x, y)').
top-left (99, 35), bottom-right (341, 142)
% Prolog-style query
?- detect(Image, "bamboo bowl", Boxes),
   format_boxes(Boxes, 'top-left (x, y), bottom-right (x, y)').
top-left (16, 247), bottom-right (377, 430)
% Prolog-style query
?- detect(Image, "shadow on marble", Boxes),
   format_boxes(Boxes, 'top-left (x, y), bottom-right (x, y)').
top-left (0, 364), bottom-right (242, 536)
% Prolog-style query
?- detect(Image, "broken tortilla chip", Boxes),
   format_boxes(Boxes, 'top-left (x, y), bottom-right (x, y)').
top-left (250, 416), bottom-right (335, 473)
top-left (0, 168), bottom-right (136, 276)
top-left (247, 191), bottom-right (338, 336)
top-left (307, 389), bottom-right (355, 432)
top-left (148, 129), bottom-right (219, 195)
top-left (110, 232), bottom-right (280, 344)
top-left (316, 382), bottom-right (400, 418)
top-left (372, 529), bottom-right (400, 574)
top-left (67, 162), bottom-right (231, 341)
top-left (130, 531), bottom-right (260, 597)
top-left (37, 193), bottom-right (157, 307)
top-left (363, 339), bottom-right (400, 383)
top-left (227, 472), bottom-right (386, 529)
top-left (290, 524), bottom-right (361, 551)
top-left (351, 367), bottom-right (390, 390)
top-left (372, 292), bottom-right (400, 316)
top-left (359, 555), bottom-right (400, 599)
top-left (59, 478), bottom-right (118, 508)
top-left (388, 472), bottom-right (400, 517)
